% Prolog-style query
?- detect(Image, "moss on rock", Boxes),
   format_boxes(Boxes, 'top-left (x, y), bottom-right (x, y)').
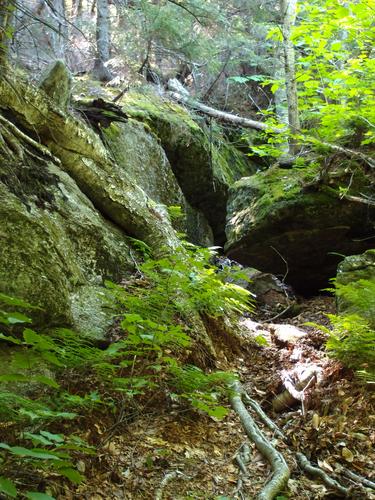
top-left (225, 164), bottom-right (375, 294)
top-left (121, 91), bottom-right (256, 244)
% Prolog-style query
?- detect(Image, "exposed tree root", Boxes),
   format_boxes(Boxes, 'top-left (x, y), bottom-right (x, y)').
top-left (154, 470), bottom-right (187, 500)
top-left (229, 381), bottom-right (290, 500)
top-left (341, 468), bottom-right (375, 491)
top-left (242, 391), bottom-right (367, 498)
top-left (296, 452), bottom-right (350, 497)
top-left (234, 442), bottom-right (251, 499)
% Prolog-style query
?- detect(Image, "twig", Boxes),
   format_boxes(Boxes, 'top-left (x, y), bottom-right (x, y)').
top-left (266, 304), bottom-right (293, 322)
top-left (270, 246), bottom-right (289, 283)
top-left (229, 381), bottom-right (290, 500)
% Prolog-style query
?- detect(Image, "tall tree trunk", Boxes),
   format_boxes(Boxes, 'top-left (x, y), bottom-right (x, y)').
top-left (92, 0), bottom-right (113, 81)
top-left (0, 0), bottom-right (13, 67)
top-left (273, 46), bottom-right (289, 156)
top-left (281, 0), bottom-right (300, 152)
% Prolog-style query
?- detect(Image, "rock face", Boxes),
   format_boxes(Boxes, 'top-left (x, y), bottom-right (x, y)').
top-left (0, 72), bottom-right (251, 337)
top-left (0, 157), bottom-right (134, 337)
top-left (122, 92), bottom-right (257, 245)
top-left (39, 60), bottom-right (72, 110)
top-left (337, 249), bottom-right (375, 284)
top-left (225, 165), bottom-right (375, 294)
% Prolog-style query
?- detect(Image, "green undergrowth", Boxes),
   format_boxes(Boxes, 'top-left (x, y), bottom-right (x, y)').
top-left (312, 279), bottom-right (375, 383)
top-left (0, 242), bottom-right (253, 498)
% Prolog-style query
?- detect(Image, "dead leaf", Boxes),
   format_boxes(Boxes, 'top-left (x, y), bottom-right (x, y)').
top-left (312, 413), bottom-right (320, 430)
top-left (342, 447), bottom-right (354, 462)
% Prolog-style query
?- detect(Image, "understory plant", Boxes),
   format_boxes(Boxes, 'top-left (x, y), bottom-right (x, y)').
top-left (0, 242), bottom-right (253, 497)
top-left (318, 279), bottom-right (375, 382)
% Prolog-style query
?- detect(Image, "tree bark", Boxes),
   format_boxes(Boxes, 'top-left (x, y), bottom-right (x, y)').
top-left (50, 0), bottom-right (67, 59)
top-left (92, 0), bottom-right (113, 81)
top-left (0, 0), bottom-right (13, 67)
top-left (280, 0), bottom-right (300, 152)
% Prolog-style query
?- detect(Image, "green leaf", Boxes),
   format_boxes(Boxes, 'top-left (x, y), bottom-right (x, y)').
top-left (0, 333), bottom-right (22, 344)
top-left (39, 431), bottom-right (65, 443)
top-left (0, 444), bottom-right (61, 460)
top-left (23, 329), bottom-right (53, 350)
top-left (3, 312), bottom-right (32, 324)
top-left (0, 373), bottom-right (28, 382)
top-left (58, 468), bottom-right (84, 483)
top-left (40, 351), bottom-right (64, 367)
top-left (0, 293), bottom-right (36, 309)
top-left (23, 433), bottom-right (53, 446)
top-left (34, 376), bottom-right (60, 389)
top-left (0, 477), bottom-right (17, 498)
top-left (26, 492), bottom-right (55, 500)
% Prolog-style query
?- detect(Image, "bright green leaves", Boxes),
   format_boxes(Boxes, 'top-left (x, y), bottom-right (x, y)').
top-left (26, 493), bottom-right (55, 500)
top-left (312, 278), bottom-right (375, 382)
top-left (0, 477), bottom-right (17, 498)
top-left (0, 478), bottom-right (55, 500)
top-left (294, 0), bottom-right (375, 144)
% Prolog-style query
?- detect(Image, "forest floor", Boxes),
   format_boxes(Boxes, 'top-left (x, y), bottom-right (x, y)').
top-left (59, 296), bottom-right (374, 500)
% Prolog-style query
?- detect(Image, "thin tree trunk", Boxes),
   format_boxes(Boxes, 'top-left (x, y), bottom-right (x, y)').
top-left (273, 46), bottom-right (289, 156)
top-left (92, 0), bottom-right (113, 81)
top-left (281, 0), bottom-right (300, 151)
top-left (0, 0), bottom-right (13, 67)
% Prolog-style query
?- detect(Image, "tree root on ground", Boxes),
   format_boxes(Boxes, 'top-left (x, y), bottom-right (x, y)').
top-left (242, 390), bottom-right (372, 498)
top-left (341, 468), bottom-right (375, 490)
top-left (296, 453), bottom-right (350, 497)
top-left (233, 442), bottom-right (251, 499)
top-left (229, 381), bottom-right (290, 499)
top-left (154, 470), bottom-right (187, 500)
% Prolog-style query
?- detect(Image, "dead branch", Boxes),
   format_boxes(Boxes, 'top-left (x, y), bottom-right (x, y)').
top-left (168, 92), bottom-right (375, 168)
top-left (229, 381), bottom-right (290, 500)
top-left (168, 91), bottom-right (275, 132)
top-left (296, 452), bottom-right (350, 497)
top-left (272, 366), bottom-right (320, 413)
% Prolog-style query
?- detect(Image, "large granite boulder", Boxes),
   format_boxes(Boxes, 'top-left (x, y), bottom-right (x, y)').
top-left (122, 91), bottom-right (258, 244)
top-left (225, 164), bottom-right (375, 294)
top-left (0, 156), bottom-right (134, 338)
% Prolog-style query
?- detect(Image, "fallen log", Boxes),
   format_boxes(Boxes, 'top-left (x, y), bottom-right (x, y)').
top-left (168, 91), bottom-right (375, 169)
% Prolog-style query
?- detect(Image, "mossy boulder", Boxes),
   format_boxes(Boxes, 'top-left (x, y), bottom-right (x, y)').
top-left (103, 120), bottom-right (183, 207)
top-left (121, 91), bottom-right (257, 244)
top-left (0, 156), bottom-right (134, 338)
top-left (225, 164), bottom-right (375, 294)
